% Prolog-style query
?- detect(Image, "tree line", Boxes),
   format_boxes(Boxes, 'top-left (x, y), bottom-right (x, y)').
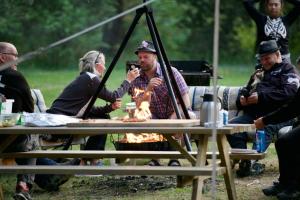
top-left (0, 0), bottom-right (299, 69)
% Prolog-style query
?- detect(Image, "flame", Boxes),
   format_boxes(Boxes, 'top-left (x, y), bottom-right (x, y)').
top-left (122, 89), bottom-right (163, 143)
top-left (135, 101), bottom-right (152, 120)
top-left (121, 133), bottom-right (165, 143)
top-left (133, 88), bottom-right (145, 98)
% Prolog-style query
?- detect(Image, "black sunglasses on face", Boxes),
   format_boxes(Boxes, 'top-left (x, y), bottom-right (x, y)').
top-left (0, 52), bottom-right (18, 57)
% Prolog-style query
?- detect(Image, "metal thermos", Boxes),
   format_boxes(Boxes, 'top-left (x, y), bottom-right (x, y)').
top-left (200, 93), bottom-right (221, 126)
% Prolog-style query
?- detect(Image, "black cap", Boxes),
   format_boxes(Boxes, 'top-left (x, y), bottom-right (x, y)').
top-left (258, 40), bottom-right (279, 56)
top-left (135, 40), bottom-right (156, 55)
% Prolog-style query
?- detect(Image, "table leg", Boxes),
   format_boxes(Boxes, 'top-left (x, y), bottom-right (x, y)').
top-left (164, 135), bottom-right (196, 165)
top-left (217, 134), bottom-right (237, 200)
top-left (192, 134), bottom-right (209, 200)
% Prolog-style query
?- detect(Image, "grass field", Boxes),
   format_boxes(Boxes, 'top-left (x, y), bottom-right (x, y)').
top-left (20, 64), bottom-right (253, 114)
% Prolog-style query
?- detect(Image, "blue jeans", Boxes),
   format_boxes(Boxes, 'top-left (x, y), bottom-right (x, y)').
top-left (227, 113), bottom-right (295, 152)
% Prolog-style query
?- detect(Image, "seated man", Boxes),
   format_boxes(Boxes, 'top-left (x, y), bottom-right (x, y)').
top-left (255, 88), bottom-right (300, 199)
top-left (0, 42), bottom-right (36, 200)
top-left (129, 40), bottom-right (196, 166)
top-left (227, 40), bottom-right (299, 177)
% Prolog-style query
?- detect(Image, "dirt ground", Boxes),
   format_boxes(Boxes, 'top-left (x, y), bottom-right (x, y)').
top-left (2, 145), bottom-right (279, 200)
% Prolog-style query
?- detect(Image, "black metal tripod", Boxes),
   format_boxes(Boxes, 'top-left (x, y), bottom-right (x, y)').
top-left (82, 3), bottom-right (192, 151)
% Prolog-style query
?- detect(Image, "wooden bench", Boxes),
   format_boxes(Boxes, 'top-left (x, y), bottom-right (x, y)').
top-left (0, 150), bottom-right (266, 161)
top-left (0, 165), bottom-right (226, 176)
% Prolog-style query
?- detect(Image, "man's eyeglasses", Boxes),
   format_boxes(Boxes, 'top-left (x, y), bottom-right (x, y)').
top-left (0, 52), bottom-right (18, 57)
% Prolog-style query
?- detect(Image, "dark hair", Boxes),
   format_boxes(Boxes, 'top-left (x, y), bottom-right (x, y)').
top-left (265, 0), bottom-right (283, 7)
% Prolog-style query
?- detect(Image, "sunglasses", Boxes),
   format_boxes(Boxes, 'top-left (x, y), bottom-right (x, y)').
top-left (0, 52), bottom-right (18, 57)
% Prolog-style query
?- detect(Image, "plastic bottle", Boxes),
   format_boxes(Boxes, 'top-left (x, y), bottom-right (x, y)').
top-left (256, 130), bottom-right (266, 153)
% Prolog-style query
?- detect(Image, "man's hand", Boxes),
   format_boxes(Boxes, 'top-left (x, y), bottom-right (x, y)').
top-left (111, 99), bottom-right (122, 110)
top-left (240, 92), bottom-right (258, 106)
top-left (126, 68), bottom-right (140, 83)
top-left (240, 95), bottom-right (248, 106)
top-left (254, 117), bottom-right (265, 129)
top-left (146, 77), bottom-right (163, 91)
top-left (247, 92), bottom-right (258, 104)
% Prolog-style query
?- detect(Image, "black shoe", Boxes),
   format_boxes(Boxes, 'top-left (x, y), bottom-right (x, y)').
top-left (251, 162), bottom-right (265, 175)
top-left (168, 159), bottom-right (181, 167)
top-left (236, 160), bottom-right (251, 178)
top-left (148, 159), bottom-right (161, 166)
top-left (277, 188), bottom-right (300, 200)
top-left (13, 192), bottom-right (32, 200)
top-left (262, 182), bottom-right (284, 196)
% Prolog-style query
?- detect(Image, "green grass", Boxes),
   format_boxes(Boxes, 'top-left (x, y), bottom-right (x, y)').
top-left (20, 63), bottom-right (253, 112)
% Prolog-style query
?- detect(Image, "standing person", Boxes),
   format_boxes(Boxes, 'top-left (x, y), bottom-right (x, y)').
top-left (47, 50), bottom-right (139, 165)
top-left (255, 89), bottom-right (300, 199)
top-left (0, 42), bottom-right (36, 200)
top-left (129, 40), bottom-right (196, 166)
top-left (243, 0), bottom-right (300, 64)
top-left (227, 40), bottom-right (299, 177)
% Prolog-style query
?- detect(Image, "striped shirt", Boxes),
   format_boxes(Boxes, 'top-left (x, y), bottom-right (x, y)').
top-left (129, 62), bottom-right (188, 119)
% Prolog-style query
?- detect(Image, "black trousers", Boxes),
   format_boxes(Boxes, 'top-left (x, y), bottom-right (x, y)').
top-left (276, 125), bottom-right (300, 187)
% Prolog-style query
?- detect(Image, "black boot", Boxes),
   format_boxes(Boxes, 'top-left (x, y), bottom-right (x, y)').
top-left (277, 187), bottom-right (300, 200)
top-left (236, 160), bottom-right (251, 178)
top-left (262, 181), bottom-right (284, 196)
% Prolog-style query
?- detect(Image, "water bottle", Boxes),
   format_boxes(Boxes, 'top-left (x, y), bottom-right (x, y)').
top-left (256, 130), bottom-right (266, 153)
top-left (223, 110), bottom-right (228, 125)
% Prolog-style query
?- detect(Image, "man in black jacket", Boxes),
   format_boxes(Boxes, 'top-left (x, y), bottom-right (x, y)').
top-left (227, 40), bottom-right (299, 177)
top-left (0, 42), bottom-right (35, 200)
top-left (255, 88), bottom-right (300, 199)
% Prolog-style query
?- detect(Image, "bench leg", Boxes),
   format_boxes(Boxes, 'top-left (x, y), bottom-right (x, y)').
top-left (0, 184), bottom-right (4, 200)
top-left (217, 134), bottom-right (237, 200)
top-left (192, 135), bottom-right (209, 200)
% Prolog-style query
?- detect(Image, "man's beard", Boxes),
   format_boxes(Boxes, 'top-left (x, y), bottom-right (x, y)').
top-left (140, 61), bottom-right (154, 72)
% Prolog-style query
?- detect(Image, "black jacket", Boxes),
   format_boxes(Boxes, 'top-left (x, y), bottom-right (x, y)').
top-left (263, 87), bottom-right (300, 125)
top-left (237, 62), bottom-right (299, 118)
top-left (0, 68), bottom-right (34, 113)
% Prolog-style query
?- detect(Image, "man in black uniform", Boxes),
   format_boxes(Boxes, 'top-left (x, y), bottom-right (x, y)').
top-left (227, 40), bottom-right (300, 177)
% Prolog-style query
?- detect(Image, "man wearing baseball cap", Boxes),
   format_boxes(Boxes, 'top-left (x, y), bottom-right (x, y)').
top-left (129, 40), bottom-right (195, 167)
top-left (227, 40), bottom-right (300, 177)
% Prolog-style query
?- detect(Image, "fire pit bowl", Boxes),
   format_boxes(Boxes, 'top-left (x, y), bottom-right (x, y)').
top-left (113, 141), bottom-right (174, 151)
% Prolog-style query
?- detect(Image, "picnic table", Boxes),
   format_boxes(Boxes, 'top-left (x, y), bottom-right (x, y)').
top-left (0, 120), bottom-right (254, 200)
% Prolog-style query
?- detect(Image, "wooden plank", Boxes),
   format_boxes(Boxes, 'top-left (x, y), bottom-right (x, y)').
top-left (67, 119), bottom-right (200, 127)
top-left (0, 126), bottom-right (234, 135)
top-left (0, 150), bottom-right (266, 160)
top-left (226, 124), bottom-right (255, 133)
top-left (0, 165), bottom-right (226, 176)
